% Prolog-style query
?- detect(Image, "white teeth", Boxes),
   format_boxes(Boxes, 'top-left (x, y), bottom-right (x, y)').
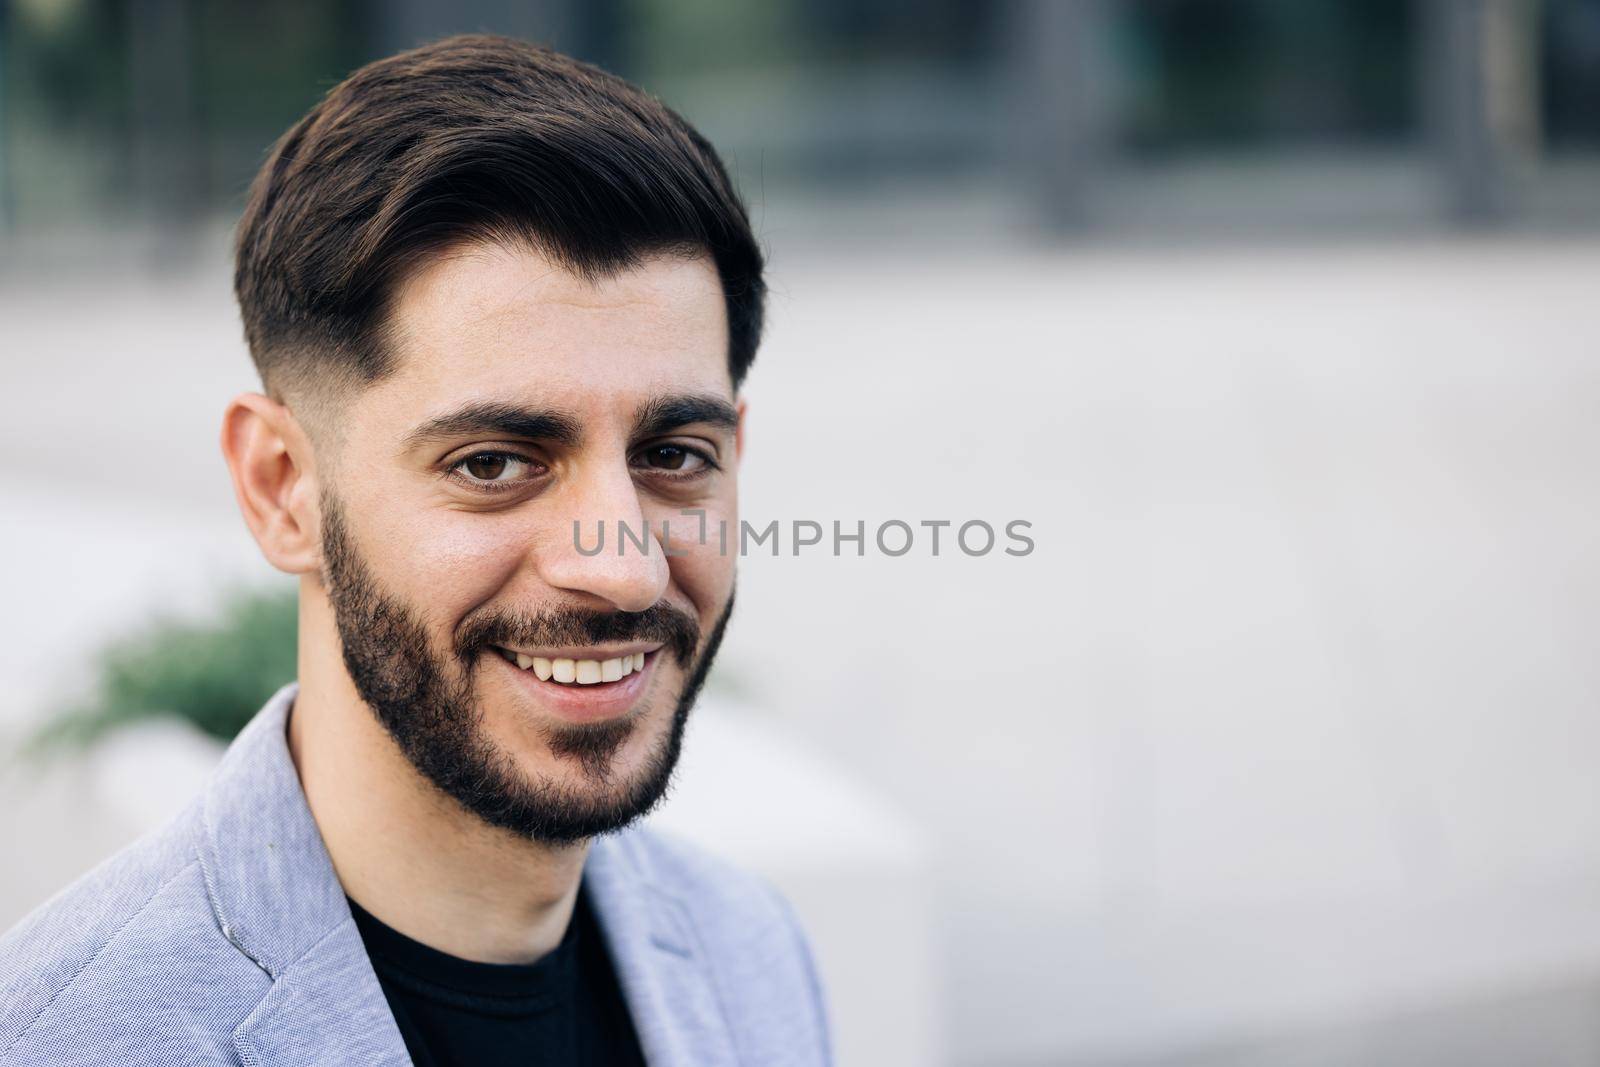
top-left (513, 650), bottom-right (651, 685)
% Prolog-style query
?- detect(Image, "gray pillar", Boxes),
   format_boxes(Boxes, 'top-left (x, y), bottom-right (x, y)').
top-left (127, 0), bottom-right (201, 257)
top-left (1423, 0), bottom-right (1542, 224)
top-left (1006, 0), bottom-right (1110, 235)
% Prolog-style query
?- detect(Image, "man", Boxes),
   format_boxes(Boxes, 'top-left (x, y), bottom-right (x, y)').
top-left (0, 35), bottom-right (830, 1067)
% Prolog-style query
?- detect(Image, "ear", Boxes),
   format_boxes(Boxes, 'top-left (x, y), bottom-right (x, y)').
top-left (220, 393), bottom-right (323, 575)
top-left (734, 397), bottom-right (747, 465)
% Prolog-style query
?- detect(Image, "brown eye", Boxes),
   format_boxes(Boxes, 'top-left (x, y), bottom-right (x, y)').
top-left (453, 451), bottom-right (538, 487)
top-left (464, 453), bottom-right (509, 480)
top-left (648, 446), bottom-right (688, 470)
top-left (637, 445), bottom-right (709, 473)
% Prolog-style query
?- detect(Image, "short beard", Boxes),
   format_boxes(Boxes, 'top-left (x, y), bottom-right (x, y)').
top-left (318, 493), bottom-right (732, 845)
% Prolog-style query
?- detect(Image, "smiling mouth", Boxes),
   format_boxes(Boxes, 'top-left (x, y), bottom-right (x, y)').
top-left (494, 647), bottom-right (651, 685)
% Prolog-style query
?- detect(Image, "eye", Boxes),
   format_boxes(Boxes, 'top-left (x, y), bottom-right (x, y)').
top-left (634, 444), bottom-right (711, 475)
top-left (451, 451), bottom-right (542, 488)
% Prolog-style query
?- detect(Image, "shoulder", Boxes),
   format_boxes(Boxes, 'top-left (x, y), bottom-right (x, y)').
top-left (600, 825), bottom-right (833, 1062)
top-left (0, 804), bottom-right (267, 1065)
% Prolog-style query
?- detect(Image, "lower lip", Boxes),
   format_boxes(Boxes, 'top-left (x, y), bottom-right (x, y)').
top-left (488, 650), bottom-right (660, 724)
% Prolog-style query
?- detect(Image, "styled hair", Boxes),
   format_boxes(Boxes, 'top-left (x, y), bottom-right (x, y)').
top-left (234, 34), bottom-right (765, 399)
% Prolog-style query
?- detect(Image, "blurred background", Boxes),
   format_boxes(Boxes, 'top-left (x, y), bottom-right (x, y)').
top-left (3, 1), bottom-right (1599, 1064)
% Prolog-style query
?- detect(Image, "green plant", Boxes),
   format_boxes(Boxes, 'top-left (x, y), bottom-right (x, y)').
top-left (33, 586), bottom-right (298, 751)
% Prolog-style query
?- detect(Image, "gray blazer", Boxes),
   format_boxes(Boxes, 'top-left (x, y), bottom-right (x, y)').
top-left (0, 685), bottom-right (831, 1066)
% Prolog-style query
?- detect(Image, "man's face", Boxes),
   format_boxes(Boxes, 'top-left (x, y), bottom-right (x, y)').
top-left (312, 242), bottom-right (740, 843)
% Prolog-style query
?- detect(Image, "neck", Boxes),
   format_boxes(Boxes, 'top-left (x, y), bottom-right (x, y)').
top-left (288, 580), bottom-right (587, 964)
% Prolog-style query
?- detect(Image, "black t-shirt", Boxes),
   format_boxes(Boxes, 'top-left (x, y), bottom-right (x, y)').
top-left (348, 888), bottom-right (647, 1067)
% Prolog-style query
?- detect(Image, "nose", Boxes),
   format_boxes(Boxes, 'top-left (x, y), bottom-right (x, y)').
top-left (537, 462), bottom-right (670, 613)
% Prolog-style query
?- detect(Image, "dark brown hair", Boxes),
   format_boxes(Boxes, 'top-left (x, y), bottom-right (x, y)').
top-left (234, 34), bottom-right (765, 399)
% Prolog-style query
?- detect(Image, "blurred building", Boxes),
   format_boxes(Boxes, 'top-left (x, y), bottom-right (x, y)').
top-left (2, 0), bottom-right (1598, 255)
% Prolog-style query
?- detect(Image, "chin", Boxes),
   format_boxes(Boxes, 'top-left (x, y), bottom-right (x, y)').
top-left (486, 682), bottom-right (677, 787)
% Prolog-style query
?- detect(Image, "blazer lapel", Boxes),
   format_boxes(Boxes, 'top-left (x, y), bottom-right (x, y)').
top-left (232, 919), bottom-right (410, 1066)
top-left (199, 684), bottom-right (410, 1066)
top-left (586, 834), bottom-right (740, 1067)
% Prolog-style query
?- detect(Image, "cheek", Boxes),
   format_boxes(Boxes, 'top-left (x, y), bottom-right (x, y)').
top-left (651, 497), bottom-right (738, 616)
top-left (361, 505), bottom-right (530, 620)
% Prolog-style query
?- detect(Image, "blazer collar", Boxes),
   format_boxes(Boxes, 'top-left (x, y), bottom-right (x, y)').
top-left (198, 683), bottom-right (737, 1066)
top-left (586, 833), bottom-right (740, 1067)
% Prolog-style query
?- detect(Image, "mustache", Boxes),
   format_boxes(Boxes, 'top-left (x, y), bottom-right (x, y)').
top-left (454, 602), bottom-right (700, 668)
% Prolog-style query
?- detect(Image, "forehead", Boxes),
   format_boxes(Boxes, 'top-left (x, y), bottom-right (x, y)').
top-left (374, 242), bottom-right (732, 425)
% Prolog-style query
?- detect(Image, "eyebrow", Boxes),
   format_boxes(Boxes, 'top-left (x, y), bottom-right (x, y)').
top-left (401, 402), bottom-right (584, 451)
top-left (633, 394), bottom-right (740, 439)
